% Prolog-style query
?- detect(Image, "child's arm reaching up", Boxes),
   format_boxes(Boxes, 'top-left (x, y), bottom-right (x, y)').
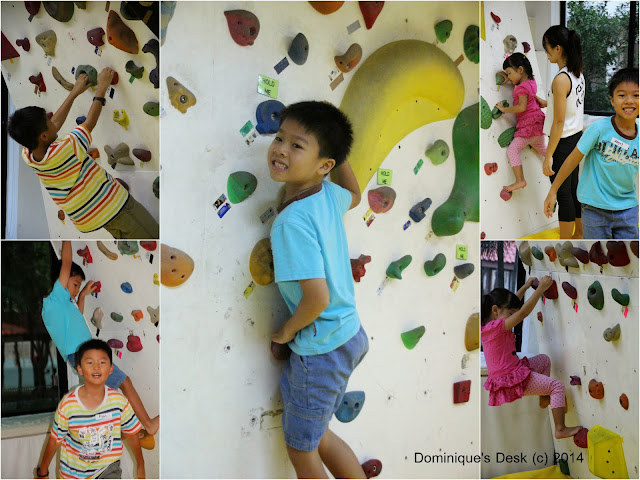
top-left (515, 276), bottom-right (537, 300)
top-left (272, 278), bottom-right (330, 344)
top-left (504, 275), bottom-right (553, 331)
top-left (77, 280), bottom-right (97, 315)
top-left (50, 74), bottom-right (91, 130)
top-left (58, 241), bottom-right (73, 290)
top-left (331, 161), bottom-right (361, 210)
top-left (82, 68), bottom-right (115, 133)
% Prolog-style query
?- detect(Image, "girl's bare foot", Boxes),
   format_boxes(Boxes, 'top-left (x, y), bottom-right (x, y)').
top-left (504, 180), bottom-right (527, 192)
top-left (555, 425), bottom-right (582, 439)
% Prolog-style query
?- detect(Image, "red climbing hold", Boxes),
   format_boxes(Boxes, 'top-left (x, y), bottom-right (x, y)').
top-left (484, 163), bottom-right (498, 175)
top-left (29, 72), bottom-right (46, 92)
top-left (544, 245), bottom-right (557, 262)
top-left (77, 246), bottom-right (93, 264)
top-left (589, 241), bottom-right (608, 266)
top-left (490, 12), bottom-right (501, 23)
top-left (368, 186), bottom-right (396, 213)
top-left (127, 334), bottom-right (143, 352)
top-left (500, 188), bottom-right (512, 201)
top-left (571, 247), bottom-right (589, 264)
top-left (453, 380), bottom-right (471, 404)
top-left (606, 241), bottom-right (630, 267)
top-left (543, 280), bottom-right (558, 299)
top-left (16, 38), bottom-right (30, 51)
top-left (2, 32), bottom-right (20, 60)
top-left (351, 254), bottom-right (372, 282)
top-left (574, 427), bottom-right (588, 448)
top-left (522, 42), bottom-right (530, 53)
top-left (93, 281), bottom-right (101, 293)
top-left (362, 459), bottom-right (382, 479)
top-left (359, 1), bottom-right (384, 30)
top-left (561, 281), bottom-right (577, 300)
top-left (25, 2), bottom-right (41, 16)
top-left (140, 241), bottom-right (157, 252)
top-left (224, 10), bottom-right (260, 46)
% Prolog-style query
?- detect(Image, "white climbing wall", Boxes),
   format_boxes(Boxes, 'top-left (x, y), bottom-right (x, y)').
top-left (522, 240), bottom-right (638, 479)
top-left (481, 1), bottom-right (558, 238)
top-left (1, 2), bottom-right (159, 239)
top-left (161, 2), bottom-right (480, 478)
top-left (52, 240), bottom-right (160, 479)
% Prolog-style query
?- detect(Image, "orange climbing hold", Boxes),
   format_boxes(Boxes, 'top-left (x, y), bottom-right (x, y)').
top-left (249, 238), bottom-right (274, 286)
top-left (619, 393), bottom-right (629, 410)
top-left (161, 244), bottom-right (195, 287)
top-left (131, 310), bottom-right (143, 322)
top-left (308, 1), bottom-right (344, 14)
top-left (544, 245), bottom-right (557, 262)
top-left (107, 10), bottom-right (139, 54)
top-left (588, 379), bottom-right (604, 399)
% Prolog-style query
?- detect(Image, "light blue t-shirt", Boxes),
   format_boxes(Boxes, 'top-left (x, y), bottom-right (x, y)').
top-left (270, 180), bottom-right (360, 356)
top-left (41, 279), bottom-right (92, 358)
top-left (576, 117), bottom-right (639, 211)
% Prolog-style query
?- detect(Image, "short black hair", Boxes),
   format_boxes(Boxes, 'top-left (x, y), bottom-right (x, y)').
top-left (279, 101), bottom-right (354, 168)
top-left (503, 53), bottom-right (534, 80)
top-left (7, 106), bottom-right (48, 150)
top-left (70, 262), bottom-right (85, 281)
top-left (608, 68), bottom-right (639, 96)
top-left (75, 339), bottom-right (112, 366)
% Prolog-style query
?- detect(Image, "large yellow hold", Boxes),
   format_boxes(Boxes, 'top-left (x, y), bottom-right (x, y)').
top-left (339, 40), bottom-right (464, 192)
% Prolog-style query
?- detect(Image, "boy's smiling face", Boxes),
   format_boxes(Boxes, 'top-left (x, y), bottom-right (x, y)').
top-left (267, 119), bottom-right (335, 192)
top-left (77, 348), bottom-right (113, 386)
top-left (610, 81), bottom-right (639, 121)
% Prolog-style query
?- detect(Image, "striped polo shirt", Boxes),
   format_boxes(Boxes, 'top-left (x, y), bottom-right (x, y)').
top-left (22, 126), bottom-right (128, 232)
top-left (52, 385), bottom-right (141, 478)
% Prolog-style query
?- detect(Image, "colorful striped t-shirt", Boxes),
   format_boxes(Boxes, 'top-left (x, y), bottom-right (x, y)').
top-left (22, 126), bottom-right (128, 232)
top-left (52, 385), bottom-right (141, 478)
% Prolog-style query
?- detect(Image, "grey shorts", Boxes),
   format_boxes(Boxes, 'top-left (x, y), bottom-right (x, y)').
top-left (67, 354), bottom-right (127, 389)
top-left (103, 194), bottom-right (159, 239)
top-left (97, 461), bottom-right (122, 478)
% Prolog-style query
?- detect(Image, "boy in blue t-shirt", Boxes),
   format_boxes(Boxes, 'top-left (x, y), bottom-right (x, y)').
top-left (269, 101), bottom-right (373, 478)
top-left (43, 241), bottom-right (159, 437)
top-left (544, 68), bottom-right (639, 238)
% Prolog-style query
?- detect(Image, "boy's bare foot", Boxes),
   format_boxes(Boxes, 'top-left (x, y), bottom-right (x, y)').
top-left (555, 425), bottom-right (582, 439)
top-left (504, 180), bottom-right (527, 192)
top-left (539, 395), bottom-right (550, 408)
top-left (144, 415), bottom-right (159, 436)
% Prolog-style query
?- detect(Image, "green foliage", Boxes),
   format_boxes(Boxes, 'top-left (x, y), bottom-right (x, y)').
top-left (568, 1), bottom-right (638, 112)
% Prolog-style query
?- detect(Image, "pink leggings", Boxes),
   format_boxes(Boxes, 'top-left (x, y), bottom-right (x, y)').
top-left (522, 354), bottom-right (565, 408)
top-left (507, 135), bottom-right (547, 167)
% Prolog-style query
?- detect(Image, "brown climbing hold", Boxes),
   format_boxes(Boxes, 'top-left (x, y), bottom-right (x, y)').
top-left (335, 43), bottom-right (363, 73)
top-left (603, 324), bottom-right (620, 342)
top-left (359, 1), bottom-right (384, 30)
top-left (166, 77), bottom-right (196, 114)
top-left (104, 143), bottom-right (134, 167)
top-left (249, 238), bottom-right (274, 286)
top-left (367, 186), bottom-right (395, 213)
top-left (619, 393), bottom-right (629, 410)
top-left (589, 241), bottom-right (608, 266)
top-left (574, 427), bottom-right (588, 448)
top-left (36, 30), bottom-right (56, 56)
top-left (52, 66), bottom-right (73, 91)
top-left (25, 2), bottom-right (40, 15)
top-left (588, 379), bottom-right (604, 399)
top-left (223, 10), bottom-right (260, 46)
top-left (561, 282), bottom-right (577, 299)
top-left (107, 10), bottom-right (139, 54)
top-left (464, 312), bottom-right (479, 351)
top-left (43, 2), bottom-right (74, 22)
top-left (537, 312), bottom-right (543, 324)
top-left (131, 309), bottom-right (143, 322)
top-left (351, 254), bottom-right (371, 282)
top-left (97, 241), bottom-right (118, 260)
top-left (161, 244), bottom-right (195, 287)
top-left (29, 73), bottom-right (46, 93)
top-left (57, 210), bottom-right (65, 221)
top-left (543, 280), bottom-right (558, 300)
top-left (544, 245), bottom-right (557, 262)
top-left (631, 241), bottom-right (639, 258)
top-left (571, 247), bottom-right (589, 264)
top-left (133, 148), bottom-right (151, 163)
top-left (16, 38), bottom-right (30, 51)
top-left (271, 341), bottom-right (292, 361)
top-left (519, 242), bottom-right (532, 266)
top-left (606, 241), bottom-right (630, 267)
top-left (87, 27), bottom-right (105, 47)
top-left (309, 1), bottom-right (344, 14)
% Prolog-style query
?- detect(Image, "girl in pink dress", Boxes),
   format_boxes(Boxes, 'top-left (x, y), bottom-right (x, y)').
top-left (481, 275), bottom-right (582, 439)
top-left (495, 53), bottom-right (547, 193)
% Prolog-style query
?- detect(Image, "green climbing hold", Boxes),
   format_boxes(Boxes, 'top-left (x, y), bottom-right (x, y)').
top-left (44, 1), bottom-right (74, 22)
top-left (531, 246), bottom-right (543, 260)
top-left (587, 281), bottom-right (604, 310)
top-left (117, 241), bottom-right (139, 256)
top-left (434, 20), bottom-right (453, 43)
top-left (386, 255), bottom-right (412, 279)
top-left (227, 171), bottom-right (257, 204)
top-left (423, 253), bottom-right (446, 277)
top-left (75, 64), bottom-right (97, 86)
top-left (144, 101), bottom-right (160, 117)
top-left (611, 289), bottom-right (629, 307)
top-left (463, 25), bottom-right (479, 64)
top-left (425, 139), bottom-right (449, 166)
top-left (110, 312), bottom-right (124, 322)
top-left (401, 326), bottom-right (425, 350)
top-left (480, 97), bottom-right (492, 130)
top-left (125, 60), bottom-right (144, 79)
top-left (153, 176), bottom-right (159, 199)
top-left (454, 263), bottom-right (474, 279)
top-left (498, 126), bottom-right (516, 148)
top-left (496, 72), bottom-right (506, 86)
top-left (492, 100), bottom-right (508, 119)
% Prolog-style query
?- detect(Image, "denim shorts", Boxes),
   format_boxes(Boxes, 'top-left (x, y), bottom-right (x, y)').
top-left (67, 353), bottom-right (127, 389)
top-left (280, 325), bottom-right (369, 452)
top-left (582, 204), bottom-right (639, 239)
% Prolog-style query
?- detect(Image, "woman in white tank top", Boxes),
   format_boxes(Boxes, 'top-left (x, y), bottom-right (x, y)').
top-left (539, 26), bottom-right (586, 239)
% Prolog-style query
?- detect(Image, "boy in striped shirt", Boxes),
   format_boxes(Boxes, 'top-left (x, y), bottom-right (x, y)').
top-left (36, 339), bottom-right (145, 479)
top-left (8, 68), bottom-right (158, 239)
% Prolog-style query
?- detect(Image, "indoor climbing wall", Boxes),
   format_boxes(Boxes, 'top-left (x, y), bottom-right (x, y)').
top-left (480, 1), bottom-right (557, 238)
top-left (52, 240), bottom-right (160, 479)
top-left (161, 2), bottom-right (480, 477)
top-left (520, 240), bottom-right (639, 479)
top-left (1, 2), bottom-right (159, 239)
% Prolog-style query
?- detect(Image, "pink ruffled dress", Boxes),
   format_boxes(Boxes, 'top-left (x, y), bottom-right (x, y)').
top-left (482, 318), bottom-right (532, 406)
top-left (513, 79), bottom-right (545, 138)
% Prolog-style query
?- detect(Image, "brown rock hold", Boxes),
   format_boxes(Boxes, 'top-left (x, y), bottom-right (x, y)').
top-left (161, 244), bottom-right (195, 287)
top-left (335, 43), bottom-right (363, 73)
top-left (589, 241), bottom-right (608, 266)
top-left (36, 30), bottom-right (56, 56)
top-left (309, 1), bottom-right (344, 14)
top-left (133, 148), bottom-right (152, 162)
top-left (619, 393), bottom-right (629, 410)
top-left (367, 186), bottom-right (395, 213)
top-left (223, 10), bottom-right (260, 46)
top-left (588, 379), bottom-right (604, 399)
top-left (107, 10), bottom-right (139, 54)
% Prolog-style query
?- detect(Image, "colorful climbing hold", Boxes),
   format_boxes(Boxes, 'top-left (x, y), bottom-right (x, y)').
top-left (139, 430), bottom-right (155, 450)
top-left (463, 25), bottom-right (479, 64)
top-left (166, 77), bottom-right (196, 114)
top-left (107, 339), bottom-right (124, 349)
top-left (75, 116), bottom-right (86, 125)
top-left (97, 241), bottom-right (118, 260)
top-left (503, 34), bottom-right (517, 55)
top-left (117, 241), bottom-right (139, 256)
top-left (368, 186), bottom-right (396, 214)
top-left (574, 427), bottom-right (588, 448)
top-left (105, 143), bottom-right (134, 167)
top-left (495, 71), bottom-right (507, 86)
top-left (519, 242), bottom-right (532, 266)
top-left (335, 391), bottom-right (365, 422)
top-left (423, 253), bottom-right (446, 277)
top-left (497, 126), bottom-right (516, 148)
top-left (531, 246), bottom-right (543, 261)
top-left (140, 241), bottom-right (157, 252)
top-left (350, 254), bottom-right (371, 283)
top-left (16, 38), bottom-right (30, 51)
top-left (161, 244), bottom-right (195, 287)
top-left (87, 27), bottom-right (105, 47)
top-left (480, 97), bottom-right (492, 129)
top-left (631, 241), bottom-right (639, 258)
top-left (144, 101), bottom-right (160, 117)
top-left (484, 163), bottom-right (498, 175)
top-left (603, 324), bottom-right (620, 342)
top-left (24, 2), bottom-right (40, 16)
top-left (500, 188), bottom-right (512, 201)
top-left (107, 10), bottom-right (139, 54)
top-left (490, 12), bottom-right (501, 23)
top-left (110, 312), bottom-right (124, 323)
top-left (77, 246), bottom-right (93, 264)
top-left (309, 1), bottom-right (344, 14)
top-left (121, 282), bottom-right (133, 294)
top-left (249, 238), bottom-right (274, 286)
top-left (133, 148), bottom-right (151, 163)
top-left (556, 241), bottom-right (579, 268)
top-left (561, 282), bottom-right (577, 300)
top-left (570, 376), bottom-right (581, 386)
top-left (90, 308), bottom-right (103, 330)
top-left (362, 459), bottom-right (382, 479)
top-left (44, 2), bottom-right (74, 22)
top-left (588, 379), bottom-right (604, 399)
top-left (125, 60), bottom-right (144, 79)
top-left (611, 288), bottom-right (629, 307)
top-left (587, 281), bottom-right (604, 310)
top-left (606, 241), bottom-right (630, 267)
top-left (113, 110), bottom-right (130, 130)
top-left (288, 33), bottom-right (309, 65)
top-left (454, 263), bottom-right (474, 279)
top-left (131, 309), bottom-right (143, 322)
top-left (619, 393), bottom-right (629, 410)
top-left (409, 198), bottom-right (432, 223)
top-left (537, 311), bottom-right (543, 324)
top-left (453, 380), bottom-right (471, 404)
top-left (153, 176), bottom-right (159, 199)
top-left (589, 241), bottom-right (608, 266)
top-left (224, 10), bottom-right (260, 46)
top-left (522, 41), bottom-right (531, 53)
top-left (147, 306), bottom-right (159, 327)
top-left (434, 20), bottom-right (453, 43)
top-left (75, 64), bottom-right (98, 86)
top-left (255, 100), bottom-right (285, 134)
top-left (142, 38), bottom-right (159, 88)
top-left (425, 139), bottom-right (450, 165)
top-left (465, 312), bottom-right (479, 351)
top-left (57, 210), bottom-right (65, 222)
top-left (571, 247), bottom-right (589, 264)
top-left (492, 100), bottom-right (508, 119)
top-left (386, 255), bottom-right (412, 279)
top-left (29, 73), bottom-right (46, 93)
top-left (544, 245), bottom-right (557, 262)
top-left (126, 334), bottom-right (143, 352)
top-left (227, 171), bottom-right (258, 204)
top-left (335, 43), bottom-right (363, 73)
top-left (401, 325), bottom-right (425, 349)
top-left (153, 273), bottom-right (159, 286)
top-left (1, 33), bottom-right (20, 61)
top-left (359, 1), bottom-right (384, 29)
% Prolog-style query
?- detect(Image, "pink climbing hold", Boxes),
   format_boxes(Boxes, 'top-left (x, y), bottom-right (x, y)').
top-left (570, 375), bottom-right (581, 386)
top-left (350, 254), bottom-right (372, 282)
top-left (127, 334), bottom-right (143, 352)
top-left (107, 338), bottom-right (123, 349)
top-left (367, 186), bottom-right (396, 213)
top-left (500, 188), bottom-right (512, 201)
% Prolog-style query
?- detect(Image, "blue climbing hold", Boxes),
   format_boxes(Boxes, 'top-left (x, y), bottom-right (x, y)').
top-left (121, 282), bottom-right (133, 294)
top-left (409, 197), bottom-right (432, 223)
top-left (335, 391), bottom-right (365, 423)
top-left (256, 100), bottom-right (285, 134)
top-left (76, 115), bottom-right (87, 125)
